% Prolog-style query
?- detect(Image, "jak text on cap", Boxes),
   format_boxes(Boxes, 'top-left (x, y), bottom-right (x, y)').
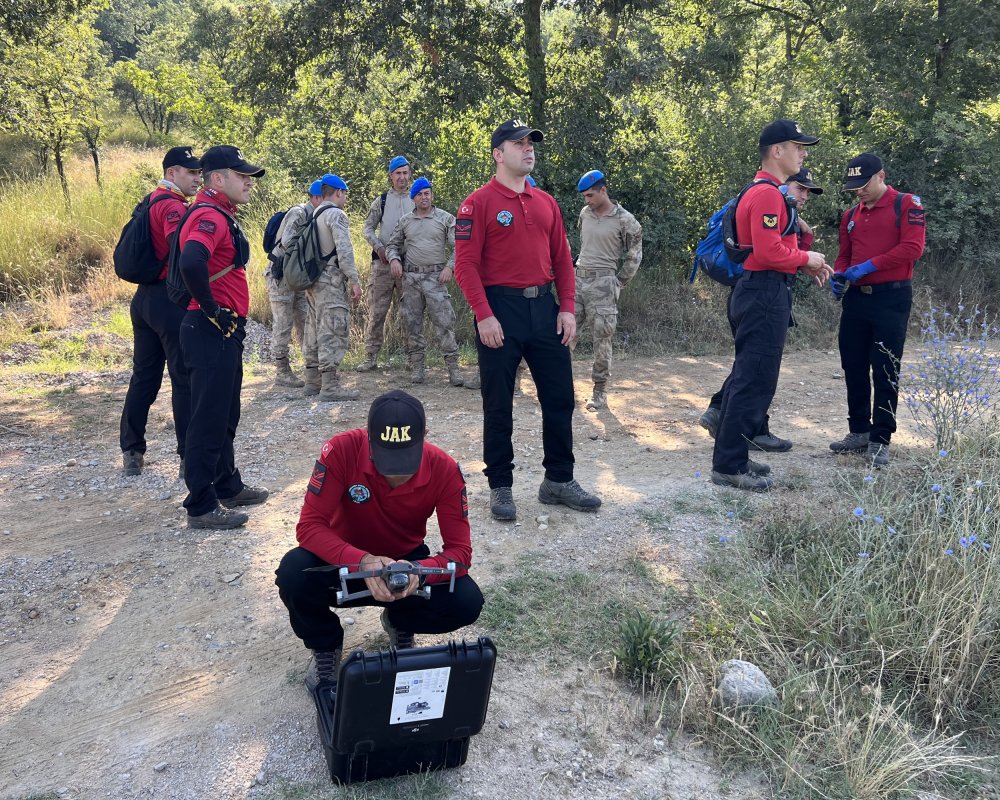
top-left (367, 390), bottom-right (426, 476)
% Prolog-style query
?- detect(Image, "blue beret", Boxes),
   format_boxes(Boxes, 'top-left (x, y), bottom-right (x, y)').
top-left (388, 155), bottom-right (410, 173)
top-left (320, 173), bottom-right (348, 191)
top-left (577, 170), bottom-right (605, 192)
top-left (526, 175), bottom-right (536, 187)
top-left (410, 176), bottom-right (432, 199)
top-left (308, 179), bottom-right (323, 196)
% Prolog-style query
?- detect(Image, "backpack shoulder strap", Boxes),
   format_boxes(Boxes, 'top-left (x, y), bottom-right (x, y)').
top-left (148, 192), bottom-right (176, 207)
top-left (894, 192), bottom-right (906, 228)
top-left (379, 192), bottom-right (388, 222)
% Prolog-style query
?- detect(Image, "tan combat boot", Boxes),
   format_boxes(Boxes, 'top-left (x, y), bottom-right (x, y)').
top-left (446, 356), bottom-right (480, 388)
top-left (410, 355), bottom-right (426, 385)
top-left (274, 358), bottom-right (305, 388)
top-left (586, 382), bottom-right (607, 411)
top-left (302, 366), bottom-right (321, 397)
top-left (319, 369), bottom-right (360, 401)
top-left (355, 353), bottom-right (379, 372)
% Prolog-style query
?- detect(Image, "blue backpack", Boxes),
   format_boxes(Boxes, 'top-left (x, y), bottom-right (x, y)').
top-left (689, 179), bottom-right (797, 286)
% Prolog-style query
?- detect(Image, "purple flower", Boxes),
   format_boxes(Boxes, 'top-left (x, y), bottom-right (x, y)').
top-left (853, 507), bottom-right (865, 518)
top-left (945, 548), bottom-right (954, 556)
top-left (694, 471), bottom-right (701, 477)
top-left (983, 542), bottom-right (992, 551)
top-left (887, 526), bottom-right (897, 535)
top-left (960, 537), bottom-right (969, 548)
top-left (719, 535), bottom-right (728, 543)
top-left (939, 449), bottom-right (949, 457)
top-left (864, 475), bottom-right (875, 483)
top-left (726, 511), bottom-right (735, 519)
top-left (858, 552), bottom-right (870, 559)
top-left (931, 485), bottom-right (941, 493)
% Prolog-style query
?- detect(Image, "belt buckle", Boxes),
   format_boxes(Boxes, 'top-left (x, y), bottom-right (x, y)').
top-left (860, 285), bottom-right (873, 295)
top-left (523, 286), bottom-right (540, 298)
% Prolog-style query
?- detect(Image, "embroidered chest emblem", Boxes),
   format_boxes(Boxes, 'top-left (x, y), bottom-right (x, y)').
top-left (496, 210), bottom-right (513, 227)
top-left (348, 484), bottom-right (371, 504)
top-left (847, 220), bottom-right (856, 233)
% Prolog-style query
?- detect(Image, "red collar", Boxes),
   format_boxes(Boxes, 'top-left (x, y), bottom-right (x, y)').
top-left (487, 176), bottom-right (533, 199)
top-left (196, 188), bottom-right (238, 215)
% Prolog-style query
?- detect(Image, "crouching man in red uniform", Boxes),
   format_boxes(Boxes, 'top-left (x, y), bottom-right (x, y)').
top-left (275, 390), bottom-right (485, 698)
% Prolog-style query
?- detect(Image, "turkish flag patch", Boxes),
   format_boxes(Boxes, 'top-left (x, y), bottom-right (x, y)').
top-left (307, 460), bottom-right (327, 495)
top-left (455, 219), bottom-right (473, 241)
top-left (196, 219), bottom-right (217, 234)
top-left (762, 214), bottom-right (778, 229)
top-left (907, 209), bottom-right (925, 227)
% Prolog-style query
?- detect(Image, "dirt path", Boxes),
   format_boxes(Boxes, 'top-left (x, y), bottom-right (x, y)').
top-left (0, 349), bottom-right (921, 800)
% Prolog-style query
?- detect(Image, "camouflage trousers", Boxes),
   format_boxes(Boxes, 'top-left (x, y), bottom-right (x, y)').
top-left (304, 269), bottom-right (350, 373)
top-left (362, 259), bottom-right (403, 356)
top-left (266, 271), bottom-right (308, 361)
top-left (573, 273), bottom-right (620, 384)
top-left (400, 269), bottom-right (459, 360)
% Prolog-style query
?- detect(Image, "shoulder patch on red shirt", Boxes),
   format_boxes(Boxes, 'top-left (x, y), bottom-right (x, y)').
top-left (307, 460), bottom-right (327, 495)
top-left (196, 219), bottom-right (217, 235)
top-left (166, 209), bottom-right (182, 222)
top-left (907, 208), bottom-right (925, 227)
top-left (455, 219), bottom-right (473, 240)
top-left (762, 214), bottom-right (778, 229)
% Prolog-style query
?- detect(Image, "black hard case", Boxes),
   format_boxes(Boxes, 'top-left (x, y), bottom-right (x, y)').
top-left (314, 637), bottom-right (497, 784)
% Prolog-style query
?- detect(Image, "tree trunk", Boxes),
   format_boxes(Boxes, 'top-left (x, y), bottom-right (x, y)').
top-left (934, 0), bottom-right (950, 86)
top-left (522, 0), bottom-right (547, 131)
top-left (85, 129), bottom-right (102, 189)
top-left (54, 138), bottom-right (70, 210)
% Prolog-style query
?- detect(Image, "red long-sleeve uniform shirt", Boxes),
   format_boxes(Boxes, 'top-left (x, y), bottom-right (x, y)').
top-left (149, 185), bottom-right (187, 280)
top-left (737, 171), bottom-right (810, 275)
top-left (834, 186), bottom-right (926, 285)
top-left (296, 429), bottom-right (472, 584)
top-left (178, 188), bottom-right (250, 316)
top-left (454, 177), bottom-right (576, 322)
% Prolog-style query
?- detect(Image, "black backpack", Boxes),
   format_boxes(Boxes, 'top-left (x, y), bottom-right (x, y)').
top-left (113, 193), bottom-right (177, 284)
top-left (370, 191), bottom-right (388, 260)
top-left (165, 202), bottom-right (249, 308)
top-left (262, 209), bottom-right (287, 255)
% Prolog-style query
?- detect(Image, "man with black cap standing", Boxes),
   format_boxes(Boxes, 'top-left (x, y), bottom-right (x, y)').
top-left (454, 118), bottom-right (602, 520)
top-left (358, 156), bottom-right (416, 372)
top-left (274, 389), bottom-right (484, 699)
top-left (699, 167), bottom-right (823, 453)
top-left (176, 145), bottom-right (269, 529)
top-left (710, 119), bottom-right (832, 491)
top-left (119, 146), bottom-right (201, 478)
top-left (385, 176), bottom-right (479, 389)
top-left (573, 169), bottom-right (643, 411)
top-left (829, 153), bottom-right (926, 467)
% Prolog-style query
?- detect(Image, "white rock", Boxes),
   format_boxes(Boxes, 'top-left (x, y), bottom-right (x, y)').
top-left (221, 573), bottom-right (242, 584)
top-left (717, 659), bottom-right (778, 708)
top-left (66, 459), bottom-right (77, 467)
top-left (535, 514), bottom-right (549, 523)
top-left (153, 762), bottom-right (169, 772)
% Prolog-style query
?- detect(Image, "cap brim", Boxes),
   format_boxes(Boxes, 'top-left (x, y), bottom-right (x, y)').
top-left (503, 127), bottom-right (544, 145)
top-left (370, 442), bottom-right (423, 476)
top-left (178, 158), bottom-right (202, 170)
top-left (807, 186), bottom-right (824, 195)
top-left (232, 162), bottom-right (265, 178)
top-left (842, 177), bottom-right (870, 191)
top-left (790, 135), bottom-right (820, 146)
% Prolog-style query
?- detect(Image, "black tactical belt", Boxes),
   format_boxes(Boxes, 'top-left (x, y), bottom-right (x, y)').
top-left (489, 283), bottom-right (553, 298)
top-left (852, 280), bottom-right (912, 295)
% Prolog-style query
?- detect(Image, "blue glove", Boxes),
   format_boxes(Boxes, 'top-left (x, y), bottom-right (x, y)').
top-left (830, 273), bottom-right (848, 301)
top-left (843, 260), bottom-right (876, 282)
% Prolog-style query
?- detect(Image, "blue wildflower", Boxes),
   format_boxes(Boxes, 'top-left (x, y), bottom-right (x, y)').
top-left (726, 511), bottom-right (735, 519)
top-left (887, 526), bottom-right (897, 534)
top-left (853, 507), bottom-right (865, 518)
top-left (863, 475), bottom-right (875, 483)
top-left (858, 552), bottom-right (870, 559)
top-left (931, 485), bottom-right (941, 493)
top-left (983, 542), bottom-right (992, 551)
top-left (945, 549), bottom-right (954, 556)
top-left (874, 516), bottom-right (884, 524)
top-left (939, 449), bottom-right (949, 457)
top-left (960, 537), bottom-right (969, 549)
top-left (694, 471), bottom-right (701, 478)
top-left (719, 535), bottom-right (728, 543)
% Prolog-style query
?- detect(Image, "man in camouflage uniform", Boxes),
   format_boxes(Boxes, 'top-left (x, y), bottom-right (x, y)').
top-left (303, 174), bottom-right (363, 401)
top-left (266, 180), bottom-right (319, 388)
top-left (385, 177), bottom-right (479, 389)
top-left (358, 155), bottom-right (416, 371)
top-left (573, 170), bottom-right (643, 410)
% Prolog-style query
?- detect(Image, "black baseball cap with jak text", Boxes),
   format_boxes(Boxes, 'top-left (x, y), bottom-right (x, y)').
top-left (788, 168), bottom-right (824, 194)
top-left (842, 153), bottom-right (883, 190)
top-left (162, 146), bottom-right (201, 170)
top-left (759, 119), bottom-right (820, 147)
top-left (491, 118), bottom-right (544, 150)
top-left (367, 390), bottom-right (426, 476)
top-left (200, 145), bottom-right (265, 178)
